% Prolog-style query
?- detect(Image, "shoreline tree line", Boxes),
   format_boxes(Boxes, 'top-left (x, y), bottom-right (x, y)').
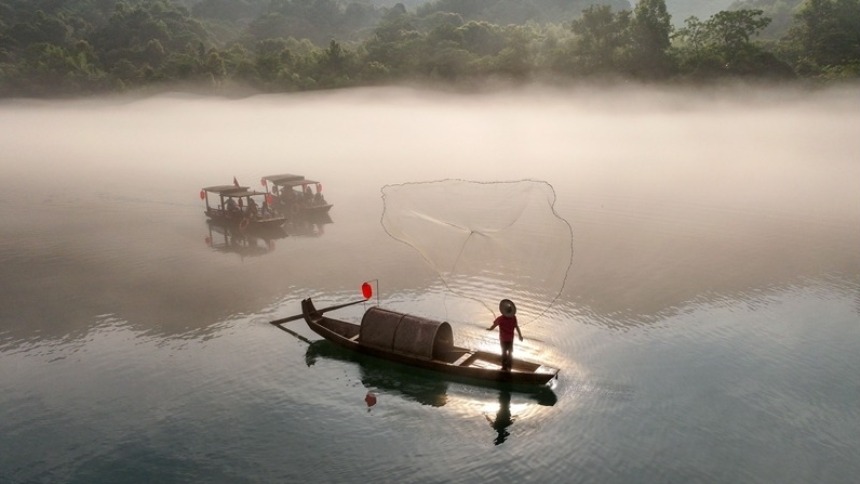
top-left (1, 0), bottom-right (858, 97)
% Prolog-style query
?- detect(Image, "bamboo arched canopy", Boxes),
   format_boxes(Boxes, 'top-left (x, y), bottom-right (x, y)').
top-left (360, 307), bottom-right (454, 360)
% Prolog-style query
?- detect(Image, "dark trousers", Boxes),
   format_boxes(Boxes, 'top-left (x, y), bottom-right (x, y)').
top-left (500, 340), bottom-right (514, 370)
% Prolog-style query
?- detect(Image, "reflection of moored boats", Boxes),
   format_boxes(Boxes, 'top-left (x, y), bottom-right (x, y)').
top-left (204, 221), bottom-right (278, 259)
top-left (261, 174), bottom-right (333, 218)
top-left (201, 184), bottom-right (286, 233)
top-left (287, 298), bottom-right (559, 387)
top-left (282, 212), bottom-right (332, 238)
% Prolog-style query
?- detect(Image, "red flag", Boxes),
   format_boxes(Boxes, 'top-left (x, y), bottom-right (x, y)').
top-left (233, 176), bottom-right (239, 187)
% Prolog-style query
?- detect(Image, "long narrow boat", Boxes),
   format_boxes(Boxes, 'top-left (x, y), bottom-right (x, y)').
top-left (291, 298), bottom-right (559, 386)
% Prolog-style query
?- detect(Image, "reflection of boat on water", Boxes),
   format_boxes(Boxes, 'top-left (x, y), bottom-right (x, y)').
top-left (282, 212), bottom-right (332, 238)
top-left (303, 339), bottom-right (557, 407)
top-left (204, 221), bottom-right (279, 259)
top-left (201, 184), bottom-right (286, 234)
top-left (290, 298), bottom-right (560, 387)
top-left (305, 340), bottom-right (449, 407)
top-left (261, 174), bottom-right (333, 218)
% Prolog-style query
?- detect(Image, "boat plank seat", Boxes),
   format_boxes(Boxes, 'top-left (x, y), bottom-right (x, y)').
top-left (453, 351), bottom-right (476, 366)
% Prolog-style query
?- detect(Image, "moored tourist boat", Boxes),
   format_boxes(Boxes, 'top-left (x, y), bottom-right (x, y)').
top-left (261, 174), bottom-right (333, 218)
top-left (201, 184), bottom-right (286, 232)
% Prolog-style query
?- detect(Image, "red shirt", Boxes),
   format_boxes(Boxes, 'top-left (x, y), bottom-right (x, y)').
top-left (492, 315), bottom-right (518, 342)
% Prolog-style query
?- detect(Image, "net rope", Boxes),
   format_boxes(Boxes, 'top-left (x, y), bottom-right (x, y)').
top-left (380, 179), bottom-right (573, 326)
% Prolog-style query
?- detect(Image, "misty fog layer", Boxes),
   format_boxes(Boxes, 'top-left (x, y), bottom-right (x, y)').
top-left (1, 85), bottom-right (858, 337)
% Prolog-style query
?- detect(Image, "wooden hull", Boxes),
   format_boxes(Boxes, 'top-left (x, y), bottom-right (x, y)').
top-left (301, 203), bottom-right (333, 215)
top-left (299, 298), bottom-right (559, 386)
top-left (205, 209), bottom-right (286, 232)
top-left (273, 201), bottom-right (333, 219)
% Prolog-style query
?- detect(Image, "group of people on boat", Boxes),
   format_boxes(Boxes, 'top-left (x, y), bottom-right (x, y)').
top-left (269, 184), bottom-right (327, 214)
top-left (225, 196), bottom-right (272, 220)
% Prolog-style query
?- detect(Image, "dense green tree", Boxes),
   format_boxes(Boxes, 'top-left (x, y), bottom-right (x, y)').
top-left (784, 0), bottom-right (860, 74)
top-left (457, 21), bottom-right (506, 56)
top-left (5, 10), bottom-right (72, 48)
top-left (313, 39), bottom-right (355, 85)
top-left (0, 0), bottom-right (856, 96)
top-left (363, 4), bottom-right (422, 78)
top-left (569, 5), bottom-right (631, 75)
top-left (89, 0), bottom-right (212, 68)
top-left (628, 0), bottom-right (673, 78)
top-left (192, 0), bottom-right (265, 22)
top-left (729, 0), bottom-right (800, 39)
top-left (14, 41), bottom-right (106, 94)
top-left (708, 9), bottom-right (771, 52)
top-left (673, 9), bottom-right (793, 77)
top-left (417, 0), bottom-right (632, 24)
top-left (488, 24), bottom-right (537, 79)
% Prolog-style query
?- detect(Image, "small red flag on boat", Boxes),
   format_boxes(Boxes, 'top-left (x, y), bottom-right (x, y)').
top-left (233, 176), bottom-right (239, 187)
top-left (266, 194), bottom-right (274, 206)
top-left (199, 190), bottom-right (205, 200)
top-left (361, 282), bottom-right (373, 299)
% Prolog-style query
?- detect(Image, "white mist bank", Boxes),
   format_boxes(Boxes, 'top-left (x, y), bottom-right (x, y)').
top-left (2, 84), bottom-right (857, 222)
top-left (0, 83), bottom-right (858, 327)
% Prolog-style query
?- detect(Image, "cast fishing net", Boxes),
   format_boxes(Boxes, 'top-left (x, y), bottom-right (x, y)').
top-left (380, 179), bottom-right (573, 324)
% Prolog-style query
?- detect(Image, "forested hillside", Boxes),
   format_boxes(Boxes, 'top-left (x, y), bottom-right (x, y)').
top-left (1, 0), bottom-right (858, 97)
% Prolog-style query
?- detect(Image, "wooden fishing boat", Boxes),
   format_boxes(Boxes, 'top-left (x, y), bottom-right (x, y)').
top-left (289, 298), bottom-right (559, 386)
top-left (261, 174), bottom-right (333, 218)
top-left (201, 185), bottom-right (286, 232)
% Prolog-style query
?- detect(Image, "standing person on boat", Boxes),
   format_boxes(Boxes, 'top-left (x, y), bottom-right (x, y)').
top-left (487, 299), bottom-right (523, 371)
top-left (246, 197), bottom-right (259, 219)
top-left (226, 197), bottom-right (239, 213)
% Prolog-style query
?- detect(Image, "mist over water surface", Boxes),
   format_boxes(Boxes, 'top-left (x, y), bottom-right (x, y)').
top-left (1, 85), bottom-right (859, 482)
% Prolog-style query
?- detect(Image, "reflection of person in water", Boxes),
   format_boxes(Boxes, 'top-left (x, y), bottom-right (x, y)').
top-left (486, 390), bottom-right (514, 446)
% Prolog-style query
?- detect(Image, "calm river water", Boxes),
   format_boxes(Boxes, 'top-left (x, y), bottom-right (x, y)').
top-left (1, 86), bottom-right (859, 483)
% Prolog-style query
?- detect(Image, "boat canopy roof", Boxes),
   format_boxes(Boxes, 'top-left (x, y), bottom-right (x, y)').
top-left (276, 179), bottom-right (321, 189)
top-left (360, 307), bottom-right (454, 360)
top-left (263, 174), bottom-right (305, 185)
top-left (203, 185), bottom-right (248, 194)
top-left (202, 186), bottom-right (266, 198)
